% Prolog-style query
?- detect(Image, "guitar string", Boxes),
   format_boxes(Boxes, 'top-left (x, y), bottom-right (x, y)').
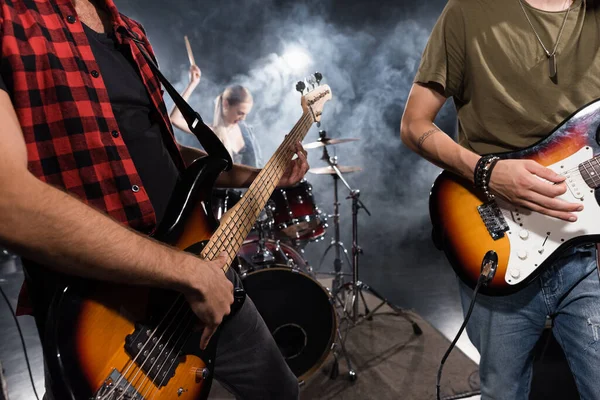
top-left (107, 111), bottom-right (314, 399)
top-left (145, 124), bottom-right (309, 393)
top-left (136, 175), bottom-right (286, 397)
top-left (115, 297), bottom-right (190, 400)
top-left (208, 113), bottom-right (312, 260)
top-left (580, 161), bottom-right (600, 187)
top-left (591, 158), bottom-right (600, 185)
top-left (140, 114), bottom-right (315, 395)
top-left (138, 311), bottom-right (196, 399)
top-left (203, 113), bottom-right (312, 261)
top-left (147, 314), bottom-right (201, 400)
top-left (122, 306), bottom-right (195, 399)
top-left (206, 142), bottom-right (305, 263)
top-left (203, 112), bottom-right (312, 261)
top-left (146, 317), bottom-right (196, 399)
top-left (100, 293), bottom-right (187, 400)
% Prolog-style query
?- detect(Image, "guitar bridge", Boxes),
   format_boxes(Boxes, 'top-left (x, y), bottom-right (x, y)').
top-left (477, 201), bottom-right (509, 240)
top-left (93, 368), bottom-right (143, 399)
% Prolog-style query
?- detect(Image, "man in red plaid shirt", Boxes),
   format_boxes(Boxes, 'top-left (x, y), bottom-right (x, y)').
top-left (0, 0), bottom-right (307, 398)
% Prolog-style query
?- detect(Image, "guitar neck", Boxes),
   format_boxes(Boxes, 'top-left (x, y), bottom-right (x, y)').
top-left (201, 111), bottom-right (314, 270)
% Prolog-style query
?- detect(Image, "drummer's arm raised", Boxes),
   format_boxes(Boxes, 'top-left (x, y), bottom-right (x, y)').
top-left (170, 65), bottom-right (201, 134)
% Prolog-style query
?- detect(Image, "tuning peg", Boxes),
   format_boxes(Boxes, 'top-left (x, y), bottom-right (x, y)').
top-left (304, 77), bottom-right (312, 88)
top-left (296, 81), bottom-right (306, 94)
top-left (314, 72), bottom-right (322, 84)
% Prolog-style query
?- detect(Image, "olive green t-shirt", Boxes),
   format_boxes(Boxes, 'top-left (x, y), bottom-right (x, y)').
top-left (415, 0), bottom-right (600, 154)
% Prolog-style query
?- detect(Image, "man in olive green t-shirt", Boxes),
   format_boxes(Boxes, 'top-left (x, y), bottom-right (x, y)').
top-left (401, 0), bottom-right (600, 398)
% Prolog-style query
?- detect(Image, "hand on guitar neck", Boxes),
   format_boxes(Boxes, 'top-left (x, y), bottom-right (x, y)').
top-left (277, 142), bottom-right (309, 188)
top-left (488, 159), bottom-right (584, 222)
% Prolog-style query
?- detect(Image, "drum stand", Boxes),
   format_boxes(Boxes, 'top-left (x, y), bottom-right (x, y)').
top-left (317, 140), bottom-right (422, 382)
top-left (317, 161), bottom-right (352, 293)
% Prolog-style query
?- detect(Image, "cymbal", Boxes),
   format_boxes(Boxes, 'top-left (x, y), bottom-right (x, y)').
top-left (303, 137), bottom-right (360, 149)
top-left (308, 166), bottom-right (363, 175)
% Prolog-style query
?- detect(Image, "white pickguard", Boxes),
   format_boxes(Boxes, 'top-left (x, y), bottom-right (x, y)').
top-left (497, 146), bottom-right (600, 286)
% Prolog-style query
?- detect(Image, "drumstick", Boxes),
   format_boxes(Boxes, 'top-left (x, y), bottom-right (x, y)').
top-left (184, 35), bottom-right (196, 66)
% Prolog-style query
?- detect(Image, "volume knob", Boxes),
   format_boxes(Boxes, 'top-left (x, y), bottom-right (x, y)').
top-left (517, 250), bottom-right (528, 260)
top-left (519, 230), bottom-right (529, 240)
top-left (510, 268), bottom-right (521, 279)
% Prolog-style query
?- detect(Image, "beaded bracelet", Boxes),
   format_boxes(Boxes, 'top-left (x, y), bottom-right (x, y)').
top-left (481, 156), bottom-right (500, 200)
top-left (474, 155), bottom-right (500, 200)
top-left (474, 155), bottom-right (496, 189)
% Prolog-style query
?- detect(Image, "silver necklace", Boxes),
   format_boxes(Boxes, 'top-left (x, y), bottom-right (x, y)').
top-left (518, 0), bottom-right (573, 79)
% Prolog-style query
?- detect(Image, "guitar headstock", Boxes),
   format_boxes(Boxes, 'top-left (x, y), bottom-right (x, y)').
top-left (297, 72), bottom-right (332, 124)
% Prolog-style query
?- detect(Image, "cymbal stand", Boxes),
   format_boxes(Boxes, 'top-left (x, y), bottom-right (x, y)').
top-left (325, 152), bottom-right (423, 382)
top-left (310, 132), bottom-right (353, 380)
top-left (317, 134), bottom-right (352, 295)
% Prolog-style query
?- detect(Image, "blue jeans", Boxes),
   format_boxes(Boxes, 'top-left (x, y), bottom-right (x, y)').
top-left (459, 245), bottom-right (600, 400)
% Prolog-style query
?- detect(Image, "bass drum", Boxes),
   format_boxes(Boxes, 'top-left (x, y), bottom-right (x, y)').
top-left (236, 239), bottom-right (337, 382)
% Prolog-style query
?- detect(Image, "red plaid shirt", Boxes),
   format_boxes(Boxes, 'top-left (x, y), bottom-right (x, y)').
top-left (1, 0), bottom-right (186, 314)
top-left (1, 0), bottom-right (184, 233)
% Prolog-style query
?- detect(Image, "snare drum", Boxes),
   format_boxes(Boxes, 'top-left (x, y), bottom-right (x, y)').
top-left (270, 180), bottom-right (327, 243)
top-left (236, 239), bottom-right (336, 382)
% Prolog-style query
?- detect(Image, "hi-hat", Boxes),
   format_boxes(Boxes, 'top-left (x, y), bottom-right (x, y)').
top-left (308, 166), bottom-right (363, 175)
top-left (303, 138), bottom-right (360, 149)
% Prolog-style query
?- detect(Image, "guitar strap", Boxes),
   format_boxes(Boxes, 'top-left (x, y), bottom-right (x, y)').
top-left (122, 26), bottom-right (233, 171)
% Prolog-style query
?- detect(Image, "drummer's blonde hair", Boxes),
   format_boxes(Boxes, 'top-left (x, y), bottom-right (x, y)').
top-left (212, 85), bottom-right (253, 156)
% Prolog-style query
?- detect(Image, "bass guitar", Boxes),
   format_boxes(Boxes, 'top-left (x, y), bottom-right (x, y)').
top-left (430, 99), bottom-right (600, 295)
top-left (45, 77), bottom-right (332, 399)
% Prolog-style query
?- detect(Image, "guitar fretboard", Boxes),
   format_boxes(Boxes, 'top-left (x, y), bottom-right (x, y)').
top-left (200, 112), bottom-right (314, 270)
top-left (579, 156), bottom-right (600, 189)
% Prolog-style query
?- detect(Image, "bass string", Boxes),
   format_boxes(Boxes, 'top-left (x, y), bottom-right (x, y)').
top-left (117, 116), bottom-right (310, 396)
top-left (101, 293), bottom-right (187, 400)
top-left (146, 317), bottom-right (199, 400)
top-left (207, 112), bottom-right (312, 253)
top-left (106, 109), bottom-right (317, 398)
top-left (115, 296), bottom-right (191, 400)
top-left (136, 310), bottom-right (196, 399)
top-left (203, 113), bottom-right (314, 264)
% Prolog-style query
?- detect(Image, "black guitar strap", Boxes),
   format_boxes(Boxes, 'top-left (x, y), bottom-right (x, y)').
top-left (123, 27), bottom-right (233, 171)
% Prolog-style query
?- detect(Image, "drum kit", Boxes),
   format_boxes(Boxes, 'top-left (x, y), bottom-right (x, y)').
top-left (211, 118), bottom-right (422, 385)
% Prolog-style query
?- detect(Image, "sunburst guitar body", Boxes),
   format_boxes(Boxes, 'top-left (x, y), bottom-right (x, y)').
top-left (42, 80), bottom-right (332, 399)
top-left (430, 99), bottom-right (600, 295)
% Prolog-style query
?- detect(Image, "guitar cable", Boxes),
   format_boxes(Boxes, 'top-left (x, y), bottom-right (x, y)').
top-left (436, 250), bottom-right (498, 400)
top-left (0, 284), bottom-right (40, 400)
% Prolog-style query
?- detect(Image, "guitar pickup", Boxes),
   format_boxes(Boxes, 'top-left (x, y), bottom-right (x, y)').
top-left (477, 201), bottom-right (510, 240)
top-left (564, 172), bottom-right (585, 200)
top-left (124, 323), bottom-right (180, 388)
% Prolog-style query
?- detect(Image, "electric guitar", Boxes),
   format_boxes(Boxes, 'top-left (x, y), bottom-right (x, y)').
top-left (430, 99), bottom-right (600, 296)
top-left (44, 78), bottom-right (332, 399)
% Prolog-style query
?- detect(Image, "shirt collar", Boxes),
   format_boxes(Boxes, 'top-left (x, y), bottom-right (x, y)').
top-left (55, 0), bottom-right (128, 32)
